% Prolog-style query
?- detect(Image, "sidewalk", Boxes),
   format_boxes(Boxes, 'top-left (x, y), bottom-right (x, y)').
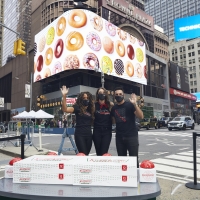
top-left (0, 147), bottom-right (200, 199)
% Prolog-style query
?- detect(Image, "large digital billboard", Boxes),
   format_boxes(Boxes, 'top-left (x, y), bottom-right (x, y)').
top-left (34, 9), bottom-right (147, 85)
top-left (169, 62), bottom-right (189, 93)
top-left (174, 14), bottom-right (200, 41)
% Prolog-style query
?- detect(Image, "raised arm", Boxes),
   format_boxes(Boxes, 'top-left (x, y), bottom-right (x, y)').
top-left (60, 86), bottom-right (74, 113)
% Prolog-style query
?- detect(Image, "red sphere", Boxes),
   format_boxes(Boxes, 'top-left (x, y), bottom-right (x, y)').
top-left (76, 153), bottom-right (86, 156)
top-left (103, 153), bottom-right (112, 156)
top-left (140, 160), bottom-right (155, 169)
top-left (47, 152), bottom-right (58, 156)
top-left (9, 157), bottom-right (22, 166)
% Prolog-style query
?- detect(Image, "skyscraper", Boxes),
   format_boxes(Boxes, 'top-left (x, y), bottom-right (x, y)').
top-left (2, 0), bottom-right (31, 66)
top-left (0, 0), bottom-right (4, 67)
top-left (144, 0), bottom-right (200, 38)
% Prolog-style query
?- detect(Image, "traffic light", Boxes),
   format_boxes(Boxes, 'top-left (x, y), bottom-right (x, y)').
top-left (17, 39), bottom-right (26, 55)
top-left (13, 40), bottom-right (18, 56)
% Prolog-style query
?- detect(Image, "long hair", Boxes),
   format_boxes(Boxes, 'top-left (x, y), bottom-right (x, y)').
top-left (95, 87), bottom-right (111, 109)
top-left (75, 92), bottom-right (95, 119)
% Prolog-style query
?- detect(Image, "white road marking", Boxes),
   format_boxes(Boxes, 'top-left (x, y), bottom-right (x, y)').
top-left (177, 152), bottom-right (200, 157)
top-left (42, 143), bottom-right (50, 146)
top-left (171, 184), bottom-right (182, 195)
top-left (154, 152), bottom-right (169, 155)
top-left (147, 143), bottom-right (157, 146)
top-left (89, 153), bottom-right (96, 156)
top-left (166, 154), bottom-right (200, 162)
top-left (179, 147), bottom-right (190, 150)
top-left (182, 139), bottom-right (188, 140)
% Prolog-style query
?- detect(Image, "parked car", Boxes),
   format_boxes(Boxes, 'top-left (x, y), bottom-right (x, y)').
top-left (140, 118), bottom-right (158, 130)
top-left (158, 117), bottom-right (174, 128)
top-left (136, 122), bottom-right (141, 131)
top-left (168, 116), bottom-right (195, 130)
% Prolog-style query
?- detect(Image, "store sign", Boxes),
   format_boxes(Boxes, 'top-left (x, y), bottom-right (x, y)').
top-left (66, 98), bottom-right (76, 105)
top-left (103, 0), bottom-right (154, 31)
top-left (34, 9), bottom-right (147, 85)
top-left (170, 88), bottom-right (197, 101)
top-left (0, 97), bottom-right (4, 107)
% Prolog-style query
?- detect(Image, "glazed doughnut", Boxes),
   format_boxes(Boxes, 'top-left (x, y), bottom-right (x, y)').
top-left (144, 65), bottom-right (147, 79)
top-left (83, 53), bottom-right (99, 70)
top-left (105, 21), bottom-right (116, 36)
top-left (136, 63), bottom-right (143, 78)
top-left (114, 59), bottom-right (124, 75)
top-left (36, 55), bottom-right (43, 72)
top-left (54, 39), bottom-right (64, 58)
top-left (38, 36), bottom-right (45, 52)
top-left (103, 36), bottom-right (114, 54)
top-left (101, 56), bottom-right (113, 74)
top-left (56, 17), bottom-right (66, 36)
top-left (43, 68), bottom-right (51, 78)
top-left (125, 61), bottom-right (134, 77)
top-left (115, 40), bottom-right (125, 57)
top-left (63, 55), bottom-right (80, 70)
top-left (66, 31), bottom-right (84, 51)
top-left (45, 48), bottom-right (53, 66)
top-left (35, 74), bottom-right (42, 82)
top-left (91, 15), bottom-right (103, 31)
top-left (52, 61), bottom-right (62, 75)
top-left (117, 28), bottom-right (127, 40)
top-left (86, 32), bottom-right (101, 51)
top-left (130, 35), bottom-right (136, 44)
top-left (136, 48), bottom-right (144, 63)
top-left (127, 44), bottom-right (134, 60)
top-left (68, 9), bottom-right (87, 28)
top-left (46, 27), bottom-right (55, 45)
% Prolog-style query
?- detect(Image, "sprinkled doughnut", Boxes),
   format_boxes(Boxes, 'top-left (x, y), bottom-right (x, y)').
top-left (63, 55), bottom-right (80, 70)
top-left (117, 28), bottom-right (127, 40)
top-left (136, 48), bottom-right (144, 63)
top-left (66, 31), bottom-right (84, 51)
top-left (105, 21), bottom-right (116, 36)
top-left (68, 9), bottom-right (87, 28)
top-left (45, 48), bottom-right (53, 66)
top-left (35, 74), bottom-right (42, 82)
top-left (136, 63), bottom-right (143, 78)
top-left (46, 27), bottom-right (55, 45)
top-left (54, 39), bottom-right (64, 58)
top-left (52, 61), bottom-right (62, 75)
top-left (86, 32), bottom-right (101, 51)
top-left (90, 15), bottom-right (103, 31)
top-left (115, 40), bottom-right (125, 57)
top-left (83, 53), bottom-right (99, 70)
top-left (101, 56), bottom-right (113, 74)
top-left (125, 61), bottom-right (134, 77)
top-left (56, 17), bottom-right (66, 36)
top-left (114, 59), bottom-right (124, 76)
top-left (138, 40), bottom-right (144, 46)
top-left (43, 68), bottom-right (51, 78)
top-left (38, 36), bottom-right (45, 52)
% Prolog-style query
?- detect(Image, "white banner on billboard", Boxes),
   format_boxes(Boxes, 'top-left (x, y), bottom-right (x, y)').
top-left (34, 9), bottom-right (147, 85)
top-left (0, 97), bottom-right (4, 107)
top-left (25, 84), bottom-right (30, 98)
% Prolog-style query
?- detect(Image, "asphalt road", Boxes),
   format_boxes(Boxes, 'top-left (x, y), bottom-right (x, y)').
top-left (1, 124), bottom-right (200, 183)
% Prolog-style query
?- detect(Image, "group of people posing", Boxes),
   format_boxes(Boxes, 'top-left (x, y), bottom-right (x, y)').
top-left (61, 86), bottom-right (144, 167)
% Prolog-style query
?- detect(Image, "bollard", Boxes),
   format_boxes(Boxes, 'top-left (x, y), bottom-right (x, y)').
top-left (38, 125), bottom-right (43, 151)
top-left (185, 132), bottom-right (200, 190)
top-left (16, 127), bottom-right (20, 147)
top-left (20, 134), bottom-right (25, 159)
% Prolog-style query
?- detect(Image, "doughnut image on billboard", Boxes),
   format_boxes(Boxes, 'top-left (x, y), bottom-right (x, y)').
top-left (34, 9), bottom-right (147, 85)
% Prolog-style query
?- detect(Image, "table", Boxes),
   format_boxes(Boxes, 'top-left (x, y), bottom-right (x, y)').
top-left (0, 178), bottom-right (161, 200)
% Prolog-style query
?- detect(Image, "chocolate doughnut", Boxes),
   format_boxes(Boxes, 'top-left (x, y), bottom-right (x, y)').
top-left (114, 59), bottom-right (124, 76)
top-left (36, 55), bottom-right (43, 72)
top-left (127, 44), bottom-right (134, 60)
top-left (54, 39), bottom-right (64, 58)
top-left (83, 53), bottom-right (99, 70)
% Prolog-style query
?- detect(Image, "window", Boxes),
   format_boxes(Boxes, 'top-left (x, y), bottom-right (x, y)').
top-left (189, 60), bottom-right (192, 64)
top-left (183, 46), bottom-right (185, 51)
top-left (194, 81), bottom-right (197, 85)
top-left (172, 57), bottom-right (174, 61)
top-left (198, 43), bottom-right (200, 47)
top-left (191, 89), bottom-right (194, 93)
top-left (193, 73), bottom-right (196, 78)
top-left (189, 67), bottom-right (192, 71)
top-left (183, 54), bottom-right (186, 58)
top-left (190, 81), bottom-right (193, 85)
top-left (188, 53), bottom-right (191, 57)
top-left (193, 66), bottom-right (196, 70)
top-left (192, 44), bottom-right (194, 49)
top-left (192, 52), bottom-right (195, 56)
top-left (194, 88), bottom-right (197, 92)
top-left (188, 46), bottom-right (191, 50)
top-left (179, 47), bottom-right (182, 52)
top-left (193, 59), bottom-right (195, 63)
top-left (190, 74), bottom-right (193, 79)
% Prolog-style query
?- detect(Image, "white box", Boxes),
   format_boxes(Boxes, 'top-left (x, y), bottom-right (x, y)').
top-left (139, 168), bottom-right (156, 182)
top-left (73, 156), bottom-right (137, 176)
top-left (4, 165), bottom-right (13, 178)
top-left (73, 174), bottom-right (138, 187)
top-left (13, 173), bottom-right (73, 184)
top-left (13, 155), bottom-right (76, 174)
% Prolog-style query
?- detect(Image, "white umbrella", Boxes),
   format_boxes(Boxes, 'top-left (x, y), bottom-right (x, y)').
top-left (13, 111), bottom-right (29, 119)
top-left (35, 109), bottom-right (54, 119)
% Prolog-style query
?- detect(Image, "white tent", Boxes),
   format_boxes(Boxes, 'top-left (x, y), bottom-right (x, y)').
top-left (35, 109), bottom-right (54, 119)
top-left (13, 111), bottom-right (29, 119)
top-left (25, 110), bottom-right (36, 118)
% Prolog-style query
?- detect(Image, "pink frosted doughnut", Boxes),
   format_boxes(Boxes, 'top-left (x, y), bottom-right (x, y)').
top-left (105, 21), bottom-right (116, 36)
top-left (86, 32), bottom-right (101, 51)
top-left (52, 61), bottom-right (62, 75)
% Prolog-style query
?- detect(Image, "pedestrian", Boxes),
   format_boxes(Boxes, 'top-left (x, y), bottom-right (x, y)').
top-left (93, 87), bottom-right (113, 156)
top-left (59, 120), bottom-right (62, 128)
top-left (63, 118), bottom-right (67, 128)
top-left (111, 87), bottom-right (144, 168)
top-left (60, 86), bottom-right (94, 155)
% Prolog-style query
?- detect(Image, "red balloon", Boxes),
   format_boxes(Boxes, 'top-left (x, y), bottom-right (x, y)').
top-left (103, 153), bottom-right (112, 156)
top-left (76, 153), bottom-right (86, 156)
top-left (9, 157), bottom-right (22, 166)
top-left (140, 160), bottom-right (155, 169)
top-left (47, 152), bottom-right (58, 156)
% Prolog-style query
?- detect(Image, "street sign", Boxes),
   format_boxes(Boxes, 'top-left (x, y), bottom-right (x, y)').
top-left (0, 97), bottom-right (4, 107)
top-left (25, 84), bottom-right (30, 98)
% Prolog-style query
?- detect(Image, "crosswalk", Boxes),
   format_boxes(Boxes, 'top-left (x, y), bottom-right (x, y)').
top-left (151, 150), bottom-right (200, 183)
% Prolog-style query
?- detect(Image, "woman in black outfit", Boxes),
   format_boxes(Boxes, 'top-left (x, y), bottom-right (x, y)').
top-left (60, 86), bottom-right (94, 155)
top-left (93, 87), bottom-right (113, 156)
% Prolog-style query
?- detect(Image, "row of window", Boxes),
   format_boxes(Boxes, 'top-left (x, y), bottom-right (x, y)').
top-left (172, 43), bottom-right (200, 54)
top-left (190, 81), bottom-right (197, 86)
top-left (155, 48), bottom-right (168, 55)
top-left (191, 88), bottom-right (197, 93)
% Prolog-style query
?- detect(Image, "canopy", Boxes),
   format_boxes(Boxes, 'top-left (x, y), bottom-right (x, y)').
top-left (13, 111), bottom-right (29, 119)
top-left (35, 109), bottom-right (54, 119)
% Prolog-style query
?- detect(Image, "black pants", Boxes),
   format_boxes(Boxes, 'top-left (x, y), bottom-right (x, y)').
top-left (74, 134), bottom-right (92, 155)
top-left (116, 135), bottom-right (139, 168)
top-left (93, 127), bottom-right (112, 156)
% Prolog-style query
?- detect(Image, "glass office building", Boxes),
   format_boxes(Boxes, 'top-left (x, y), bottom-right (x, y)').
top-left (144, 0), bottom-right (200, 38)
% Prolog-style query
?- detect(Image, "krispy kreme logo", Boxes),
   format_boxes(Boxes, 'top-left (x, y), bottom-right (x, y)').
top-left (79, 180), bottom-right (92, 184)
top-left (87, 158), bottom-right (129, 163)
top-left (142, 171), bottom-right (155, 181)
top-left (80, 169), bottom-right (92, 173)
top-left (6, 169), bottom-right (13, 173)
top-left (19, 167), bottom-right (31, 172)
top-left (19, 177), bottom-right (31, 182)
top-left (33, 158), bottom-right (73, 162)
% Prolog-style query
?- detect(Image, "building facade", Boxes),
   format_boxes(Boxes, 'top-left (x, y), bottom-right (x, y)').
top-left (0, 0), bottom-right (4, 67)
top-left (169, 38), bottom-right (200, 93)
top-left (144, 0), bottom-right (200, 38)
